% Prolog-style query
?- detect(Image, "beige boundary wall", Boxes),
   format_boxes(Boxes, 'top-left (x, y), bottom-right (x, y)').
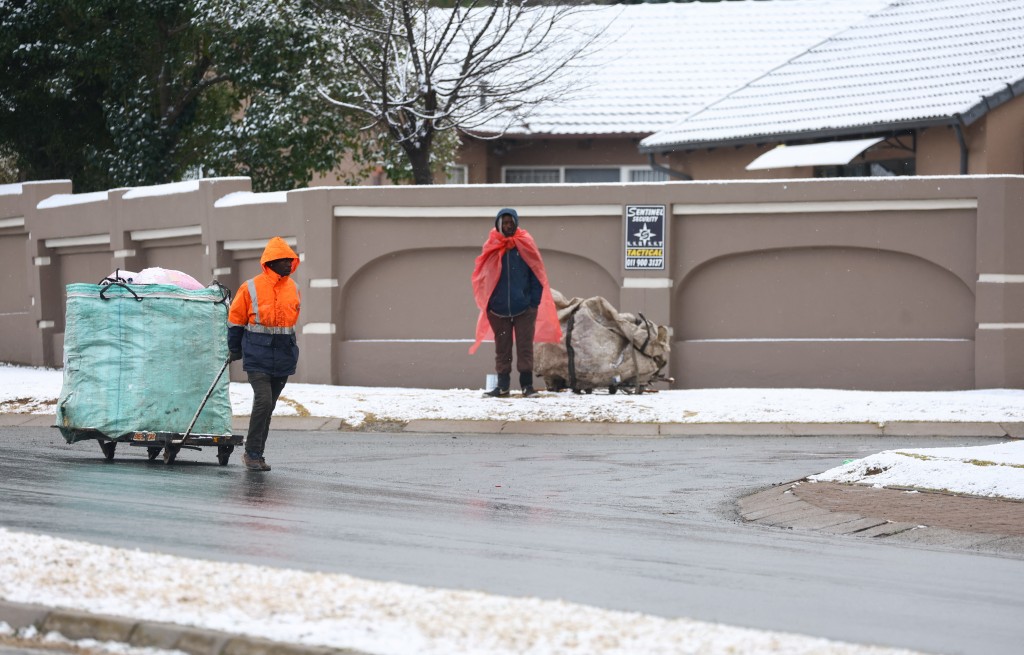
top-left (1, 176), bottom-right (1023, 391)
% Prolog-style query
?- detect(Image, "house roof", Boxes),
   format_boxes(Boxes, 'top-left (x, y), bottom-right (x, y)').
top-left (640, 0), bottom-right (1024, 152)
top-left (493, 0), bottom-right (890, 137)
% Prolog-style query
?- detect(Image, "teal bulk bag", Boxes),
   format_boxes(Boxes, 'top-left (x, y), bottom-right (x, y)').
top-left (56, 282), bottom-right (234, 443)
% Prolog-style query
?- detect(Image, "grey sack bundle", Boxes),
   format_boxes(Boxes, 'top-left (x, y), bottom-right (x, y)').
top-left (534, 289), bottom-right (670, 393)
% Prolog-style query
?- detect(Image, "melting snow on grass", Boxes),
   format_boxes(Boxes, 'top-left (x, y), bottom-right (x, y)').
top-left (810, 441), bottom-right (1024, 499)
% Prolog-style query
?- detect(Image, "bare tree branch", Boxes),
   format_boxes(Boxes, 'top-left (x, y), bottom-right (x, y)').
top-left (319, 0), bottom-right (611, 184)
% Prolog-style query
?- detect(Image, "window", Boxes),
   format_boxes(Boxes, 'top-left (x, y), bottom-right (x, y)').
top-left (814, 158), bottom-right (915, 178)
top-left (564, 168), bottom-right (620, 183)
top-left (628, 168), bottom-right (670, 183)
top-left (503, 166), bottom-right (670, 184)
top-left (505, 168), bottom-right (560, 184)
top-left (445, 165), bottom-right (468, 185)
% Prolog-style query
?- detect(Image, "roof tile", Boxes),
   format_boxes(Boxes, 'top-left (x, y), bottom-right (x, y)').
top-left (642, 0), bottom-right (1024, 150)
top-left (491, 0), bottom-right (890, 136)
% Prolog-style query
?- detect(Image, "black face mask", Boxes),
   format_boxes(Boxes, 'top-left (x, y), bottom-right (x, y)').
top-left (267, 259), bottom-right (293, 277)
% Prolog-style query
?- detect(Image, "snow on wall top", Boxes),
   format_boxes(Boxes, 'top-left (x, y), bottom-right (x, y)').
top-left (36, 191), bottom-right (108, 209)
top-left (213, 191), bottom-right (288, 208)
top-left (641, 0), bottom-right (1024, 150)
top-left (121, 180), bottom-right (200, 199)
top-left (487, 0), bottom-right (889, 137)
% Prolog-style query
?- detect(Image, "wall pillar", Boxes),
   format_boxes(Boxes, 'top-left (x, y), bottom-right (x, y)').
top-left (20, 181), bottom-right (73, 367)
top-left (292, 189), bottom-right (337, 385)
top-left (974, 178), bottom-right (1024, 388)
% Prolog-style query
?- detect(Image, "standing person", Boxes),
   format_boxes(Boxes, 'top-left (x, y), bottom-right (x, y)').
top-left (227, 236), bottom-right (301, 471)
top-left (470, 208), bottom-right (562, 397)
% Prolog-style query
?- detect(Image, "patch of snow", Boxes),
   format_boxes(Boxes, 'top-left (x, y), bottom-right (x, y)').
top-left (214, 191), bottom-right (289, 208)
top-left (0, 528), bottom-right (927, 655)
top-left (37, 191), bottom-right (109, 209)
top-left (122, 181), bottom-right (200, 199)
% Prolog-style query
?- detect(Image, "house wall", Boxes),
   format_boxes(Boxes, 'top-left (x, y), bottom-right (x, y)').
top-left (459, 139), bottom-right (491, 184)
top-left (463, 136), bottom-right (653, 183)
top-left (459, 96), bottom-right (1024, 182)
top-left (916, 126), bottom-right (960, 176)
top-left (977, 98), bottom-right (1024, 174)
top-left (484, 134), bottom-right (945, 182)
top-left (3, 175), bottom-right (1023, 392)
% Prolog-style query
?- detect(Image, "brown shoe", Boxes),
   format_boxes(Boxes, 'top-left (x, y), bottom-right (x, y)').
top-left (242, 453), bottom-right (263, 471)
top-left (259, 458), bottom-right (272, 471)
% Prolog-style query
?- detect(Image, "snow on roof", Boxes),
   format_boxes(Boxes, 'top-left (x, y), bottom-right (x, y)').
top-left (641, 0), bottom-right (1024, 150)
top-left (0, 183), bottom-right (22, 196)
top-left (489, 0), bottom-right (889, 137)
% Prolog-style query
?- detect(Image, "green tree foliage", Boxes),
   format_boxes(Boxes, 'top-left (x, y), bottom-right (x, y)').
top-left (0, 0), bottom-right (358, 192)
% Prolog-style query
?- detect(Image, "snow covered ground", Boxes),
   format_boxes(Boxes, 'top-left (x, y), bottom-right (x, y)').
top-left (0, 528), bottom-right (925, 655)
top-left (2, 362), bottom-right (1022, 655)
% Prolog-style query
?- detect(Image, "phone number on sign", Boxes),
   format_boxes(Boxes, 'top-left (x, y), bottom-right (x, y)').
top-left (626, 258), bottom-right (663, 268)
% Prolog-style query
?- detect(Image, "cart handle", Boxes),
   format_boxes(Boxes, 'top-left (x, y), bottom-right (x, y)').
top-left (99, 281), bottom-right (143, 302)
top-left (174, 357), bottom-right (231, 446)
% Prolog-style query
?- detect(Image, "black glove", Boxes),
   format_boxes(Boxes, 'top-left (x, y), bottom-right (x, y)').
top-left (229, 350), bottom-right (243, 362)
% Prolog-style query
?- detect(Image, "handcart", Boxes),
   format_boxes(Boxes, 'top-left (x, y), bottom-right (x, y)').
top-left (56, 273), bottom-right (242, 465)
top-left (63, 357), bottom-right (243, 465)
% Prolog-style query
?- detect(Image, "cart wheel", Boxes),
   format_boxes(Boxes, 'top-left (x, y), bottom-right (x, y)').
top-left (147, 447), bottom-right (161, 461)
top-left (217, 445), bottom-right (234, 466)
top-left (584, 388), bottom-right (593, 395)
top-left (608, 386), bottom-right (618, 395)
top-left (162, 446), bottom-right (179, 464)
top-left (99, 440), bottom-right (116, 461)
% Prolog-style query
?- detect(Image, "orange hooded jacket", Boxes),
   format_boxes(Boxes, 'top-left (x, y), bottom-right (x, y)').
top-left (228, 237), bottom-right (301, 376)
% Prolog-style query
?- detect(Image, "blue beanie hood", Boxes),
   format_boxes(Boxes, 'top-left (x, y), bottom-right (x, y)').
top-left (495, 208), bottom-right (519, 232)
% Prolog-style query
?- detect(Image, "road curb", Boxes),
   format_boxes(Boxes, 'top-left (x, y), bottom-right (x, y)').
top-left (7, 413), bottom-right (1022, 438)
top-left (396, 418), bottom-right (1022, 438)
top-left (0, 600), bottom-right (369, 655)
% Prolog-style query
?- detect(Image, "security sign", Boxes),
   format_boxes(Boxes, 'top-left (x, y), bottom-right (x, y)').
top-left (624, 205), bottom-right (665, 270)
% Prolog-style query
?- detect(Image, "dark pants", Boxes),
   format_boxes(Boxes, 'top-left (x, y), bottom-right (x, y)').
top-left (246, 371), bottom-right (288, 455)
top-left (487, 307), bottom-right (537, 388)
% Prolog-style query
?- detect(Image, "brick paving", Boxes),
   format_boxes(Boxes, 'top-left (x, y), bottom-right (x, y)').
top-left (791, 481), bottom-right (1024, 537)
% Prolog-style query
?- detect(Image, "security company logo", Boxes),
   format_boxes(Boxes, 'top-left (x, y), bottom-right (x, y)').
top-left (624, 205), bottom-right (665, 270)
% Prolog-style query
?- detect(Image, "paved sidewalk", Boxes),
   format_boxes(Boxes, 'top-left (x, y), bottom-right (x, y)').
top-left (738, 481), bottom-right (1024, 556)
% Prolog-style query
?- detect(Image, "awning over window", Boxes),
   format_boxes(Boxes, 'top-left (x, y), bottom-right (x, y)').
top-left (745, 137), bottom-right (884, 171)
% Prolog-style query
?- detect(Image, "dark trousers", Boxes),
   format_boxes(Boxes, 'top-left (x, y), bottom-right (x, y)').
top-left (487, 307), bottom-right (537, 387)
top-left (246, 371), bottom-right (288, 455)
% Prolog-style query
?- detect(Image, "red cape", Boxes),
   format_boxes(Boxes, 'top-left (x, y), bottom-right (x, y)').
top-left (470, 228), bottom-right (562, 354)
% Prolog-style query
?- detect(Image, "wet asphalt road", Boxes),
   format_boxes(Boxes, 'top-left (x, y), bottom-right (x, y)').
top-left (2, 426), bottom-right (1023, 655)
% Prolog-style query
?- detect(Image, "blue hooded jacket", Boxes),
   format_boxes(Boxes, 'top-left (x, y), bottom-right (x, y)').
top-left (488, 208), bottom-right (543, 317)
